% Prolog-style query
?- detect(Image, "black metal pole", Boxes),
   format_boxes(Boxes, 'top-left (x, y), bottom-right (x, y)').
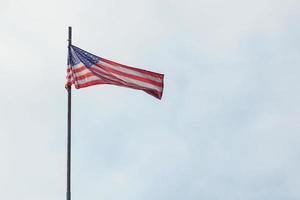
top-left (67, 26), bottom-right (72, 200)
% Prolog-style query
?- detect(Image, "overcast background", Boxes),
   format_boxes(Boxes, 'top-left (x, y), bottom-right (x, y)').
top-left (1, 0), bottom-right (300, 199)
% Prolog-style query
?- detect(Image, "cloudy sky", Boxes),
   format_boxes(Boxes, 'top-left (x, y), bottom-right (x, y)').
top-left (1, 0), bottom-right (300, 199)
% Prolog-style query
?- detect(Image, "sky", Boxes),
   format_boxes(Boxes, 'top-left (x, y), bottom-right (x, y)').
top-left (1, 0), bottom-right (300, 199)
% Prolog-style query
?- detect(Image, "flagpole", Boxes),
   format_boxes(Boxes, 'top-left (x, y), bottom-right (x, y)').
top-left (67, 26), bottom-right (72, 200)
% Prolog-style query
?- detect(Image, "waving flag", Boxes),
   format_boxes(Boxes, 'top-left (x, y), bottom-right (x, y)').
top-left (66, 45), bottom-right (164, 99)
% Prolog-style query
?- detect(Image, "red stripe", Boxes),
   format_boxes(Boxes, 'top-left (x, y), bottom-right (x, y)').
top-left (73, 72), bottom-right (95, 81)
top-left (70, 65), bottom-right (124, 84)
top-left (101, 58), bottom-right (164, 78)
top-left (90, 68), bottom-right (163, 93)
top-left (65, 81), bottom-right (73, 88)
top-left (143, 88), bottom-right (163, 99)
top-left (68, 69), bottom-right (162, 92)
top-left (71, 77), bottom-right (163, 99)
top-left (89, 65), bottom-right (128, 83)
top-left (74, 72), bottom-right (159, 92)
top-left (72, 70), bottom-right (120, 86)
top-left (72, 66), bottom-right (87, 73)
top-left (75, 80), bottom-right (107, 89)
top-left (94, 63), bottom-right (163, 87)
top-left (75, 79), bottom-right (162, 99)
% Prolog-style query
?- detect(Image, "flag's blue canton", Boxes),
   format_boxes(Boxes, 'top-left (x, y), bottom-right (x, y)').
top-left (69, 45), bottom-right (100, 67)
top-left (68, 47), bottom-right (81, 66)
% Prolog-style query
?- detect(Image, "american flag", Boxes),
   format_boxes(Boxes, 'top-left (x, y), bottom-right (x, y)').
top-left (66, 45), bottom-right (164, 99)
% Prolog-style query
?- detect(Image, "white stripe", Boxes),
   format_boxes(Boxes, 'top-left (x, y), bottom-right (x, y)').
top-left (90, 65), bottom-right (162, 92)
top-left (74, 75), bottom-right (102, 85)
top-left (99, 60), bottom-right (162, 82)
